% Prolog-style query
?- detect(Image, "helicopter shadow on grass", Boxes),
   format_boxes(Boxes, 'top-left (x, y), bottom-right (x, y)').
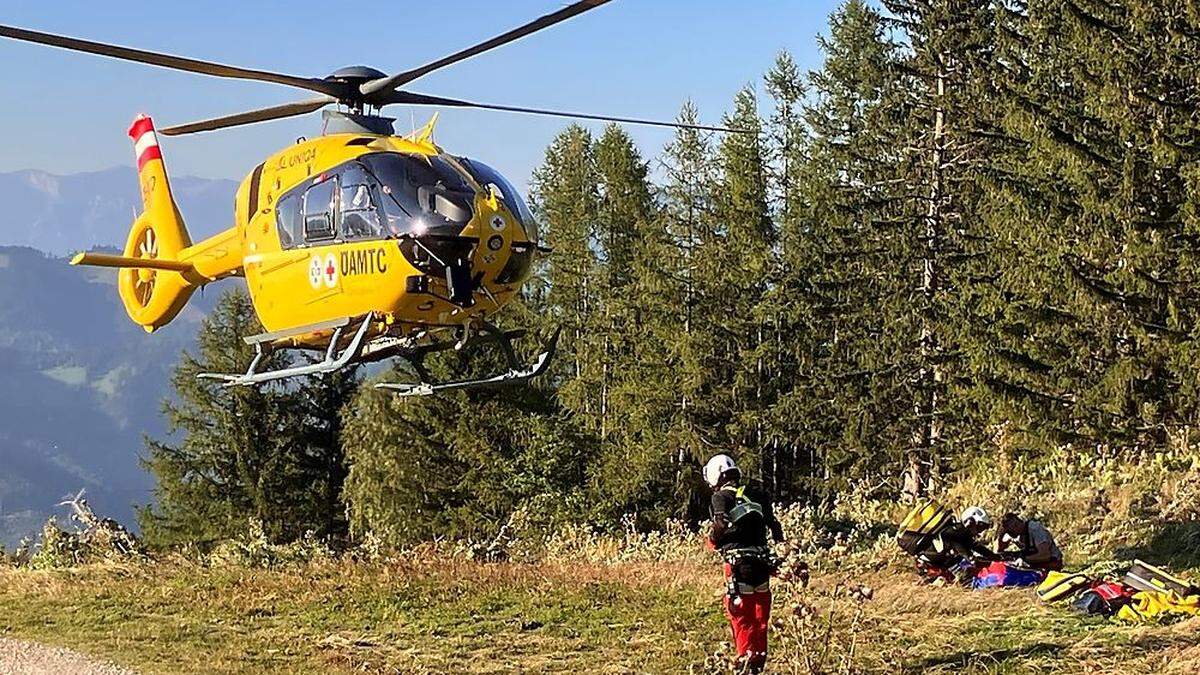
top-left (1114, 520), bottom-right (1200, 571)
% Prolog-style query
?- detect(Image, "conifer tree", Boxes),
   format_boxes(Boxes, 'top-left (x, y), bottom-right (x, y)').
top-left (880, 0), bottom-right (998, 497)
top-left (648, 102), bottom-right (723, 518)
top-left (340, 380), bottom-right (586, 546)
top-left (587, 125), bottom-right (693, 521)
top-left (591, 124), bottom-right (653, 447)
top-left (140, 289), bottom-right (355, 545)
top-left (981, 0), bottom-right (1200, 452)
top-left (529, 125), bottom-right (602, 416)
top-left (702, 87), bottom-right (776, 475)
top-left (774, 0), bottom-right (915, 499)
top-left (760, 51), bottom-right (809, 496)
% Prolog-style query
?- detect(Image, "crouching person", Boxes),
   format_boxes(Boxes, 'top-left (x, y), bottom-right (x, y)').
top-left (997, 512), bottom-right (1063, 571)
top-left (704, 454), bottom-right (785, 674)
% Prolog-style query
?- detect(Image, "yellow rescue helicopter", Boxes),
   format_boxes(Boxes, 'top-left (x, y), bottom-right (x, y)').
top-left (0, 0), bottom-right (741, 395)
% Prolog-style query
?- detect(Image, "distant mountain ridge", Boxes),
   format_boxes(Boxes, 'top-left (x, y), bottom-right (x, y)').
top-left (0, 167), bottom-right (238, 254)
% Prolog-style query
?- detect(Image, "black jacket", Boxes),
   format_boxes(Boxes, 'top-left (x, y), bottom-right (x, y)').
top-left (920, 523), bottom-right (996, 568)
top-left (709, 481), bottom-right (785, 551)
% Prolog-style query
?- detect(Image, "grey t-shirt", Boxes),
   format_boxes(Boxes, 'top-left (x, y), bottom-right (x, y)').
top-left (1027, 520), bottom-right (1063, 563)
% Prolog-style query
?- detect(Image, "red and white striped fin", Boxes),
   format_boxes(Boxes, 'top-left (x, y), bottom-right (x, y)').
top-left (128, 114), bottom-right (163, 170)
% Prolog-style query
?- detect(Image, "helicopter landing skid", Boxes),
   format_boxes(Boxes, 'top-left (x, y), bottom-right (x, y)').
top-left (375, 327), bottom-right (560, 397)
top-left (198, 313), bottom-right (374, 386)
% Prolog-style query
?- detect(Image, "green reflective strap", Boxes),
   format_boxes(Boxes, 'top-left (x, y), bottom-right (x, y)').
top-left (721, 485), bottom-right (763, 524)
top-left (728, 500), bottom-right (763, 523)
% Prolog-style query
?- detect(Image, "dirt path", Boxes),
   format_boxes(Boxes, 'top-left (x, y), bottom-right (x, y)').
top-left (0, 637), bottom-right (137, 675)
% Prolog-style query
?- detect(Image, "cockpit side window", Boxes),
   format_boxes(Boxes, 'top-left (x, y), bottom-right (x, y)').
top-left (302, 177), bottom-right (337, 242)
top-left (275, 193), bottom-right (300, 249)
top-left (361, 153), bottom-right (474, 236)
top-left (338, 163), bottom-right (386, 240)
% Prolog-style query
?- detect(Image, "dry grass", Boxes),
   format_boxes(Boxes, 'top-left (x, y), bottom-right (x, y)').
top-left (0, 558), bottom-right (722, 674)
top-left (5, 450), bottom-right (1199, 672)
top-left (2, 556), bottom-right (1198, 674)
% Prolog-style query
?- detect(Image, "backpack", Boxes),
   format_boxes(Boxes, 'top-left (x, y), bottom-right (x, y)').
top-left (722, 485), bottom-right (766, 531)
top-left (1037, 571), bottom-right (1092, 602)
top-left (896, 499), bottom-right (954, 556)
top-left (1122, 560), bottom-right (1198, 597)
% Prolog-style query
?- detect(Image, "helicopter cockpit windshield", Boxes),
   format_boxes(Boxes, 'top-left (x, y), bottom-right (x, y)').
top-left (458, 158), bottom-right (538, 245)
top-left (359, 153), bottom-right (475, 237)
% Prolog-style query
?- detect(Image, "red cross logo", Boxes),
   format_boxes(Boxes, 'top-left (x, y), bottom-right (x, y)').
top-left (322, 253), bottom-right (338, 288)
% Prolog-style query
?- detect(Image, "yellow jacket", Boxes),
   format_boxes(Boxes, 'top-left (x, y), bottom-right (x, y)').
top-left (1115, 590), bottom-right (1200, 624)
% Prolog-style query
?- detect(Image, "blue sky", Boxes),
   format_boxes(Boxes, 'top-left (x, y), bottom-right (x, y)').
top-left (0, 1), bottom-right (842, 190)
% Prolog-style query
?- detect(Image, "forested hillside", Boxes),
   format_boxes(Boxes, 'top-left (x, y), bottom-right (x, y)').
top-left (0, 247), bottom-right (216, 546)
top-left (137, 0), bottom-right (1200, 548)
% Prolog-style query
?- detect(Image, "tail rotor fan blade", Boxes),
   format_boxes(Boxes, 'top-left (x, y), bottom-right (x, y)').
top-left (159, 97), bottom-right (336, 136)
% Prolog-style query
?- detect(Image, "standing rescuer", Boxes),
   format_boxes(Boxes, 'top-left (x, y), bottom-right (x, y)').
top-left (704, 454), bottom-right (785, 673)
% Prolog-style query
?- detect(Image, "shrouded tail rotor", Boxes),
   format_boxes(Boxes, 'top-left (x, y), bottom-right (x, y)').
top-left (71, 116), bottom-right (197, 331)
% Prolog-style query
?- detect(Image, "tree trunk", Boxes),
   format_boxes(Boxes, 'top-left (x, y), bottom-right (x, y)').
top-left (906, 65), bottom-right (946, 501)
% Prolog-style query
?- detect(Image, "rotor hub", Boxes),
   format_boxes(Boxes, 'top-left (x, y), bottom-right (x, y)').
top-left (322, 66), bottom-right (388, 111)
top-left (325, 66), bottom-right (387, 87)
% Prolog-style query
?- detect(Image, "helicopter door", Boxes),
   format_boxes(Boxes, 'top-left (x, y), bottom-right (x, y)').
top-left (302, 178), bottom-right (337, 243)
top-left (339, 164), bottom-right (385, 241)
top-left (253, 175), bottom-right (341, 328)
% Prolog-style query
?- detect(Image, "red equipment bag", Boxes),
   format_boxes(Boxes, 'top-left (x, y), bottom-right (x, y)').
top-left (1071, 580), bottom-right (1136, 616)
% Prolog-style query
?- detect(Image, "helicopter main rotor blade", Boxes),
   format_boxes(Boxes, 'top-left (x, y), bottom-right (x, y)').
top-left (384, 91), bottom-right (753, 134)
top-left (159, 97), bottom-right (336, 136)
top-left (360, 0), bottom-right (613, 98)
top-left (0, 24), bottom-right (346, 98)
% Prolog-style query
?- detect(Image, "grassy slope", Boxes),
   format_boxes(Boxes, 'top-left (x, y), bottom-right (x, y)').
top-left (0, 560), bottom-right (721, 674)
top-left (2, 559), bottom-right (1198, 674)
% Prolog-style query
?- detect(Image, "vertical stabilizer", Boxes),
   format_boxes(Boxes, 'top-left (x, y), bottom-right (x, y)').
top-left (97, 115), bottom-right (196, 331)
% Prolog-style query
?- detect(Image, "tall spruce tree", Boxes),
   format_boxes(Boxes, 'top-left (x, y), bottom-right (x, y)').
top-left (981, 0), bottom-right (1200, 452)
top-left (140, 289), bottom-right (355, 545)
top-left (591, 125), bottom-right (653, 447)
top-left (760, 51), bottom-right (809, 497)
top-left (879, 0), bottom-right (999, 497)
top-left (701, 87), bottom-right (777, 477)
top-left (652, 102), bottom-right (723, 518)
top-left (529, 125), bottom-right (603, 417)
top-left (763, 1), bottom-right (910, 501)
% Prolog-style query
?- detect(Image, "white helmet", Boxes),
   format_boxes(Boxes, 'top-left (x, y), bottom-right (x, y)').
top-left (703, 454), bottom-right (738, 487)
top-left (961, 506), bottom-right (992, 527)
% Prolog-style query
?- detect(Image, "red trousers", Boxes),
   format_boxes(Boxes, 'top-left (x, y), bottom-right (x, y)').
top-left (724, 581), bottom-right (771, 671)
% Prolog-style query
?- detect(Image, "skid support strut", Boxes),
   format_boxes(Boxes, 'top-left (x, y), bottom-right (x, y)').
top-left (198, 313), bottom-right (373, 386)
